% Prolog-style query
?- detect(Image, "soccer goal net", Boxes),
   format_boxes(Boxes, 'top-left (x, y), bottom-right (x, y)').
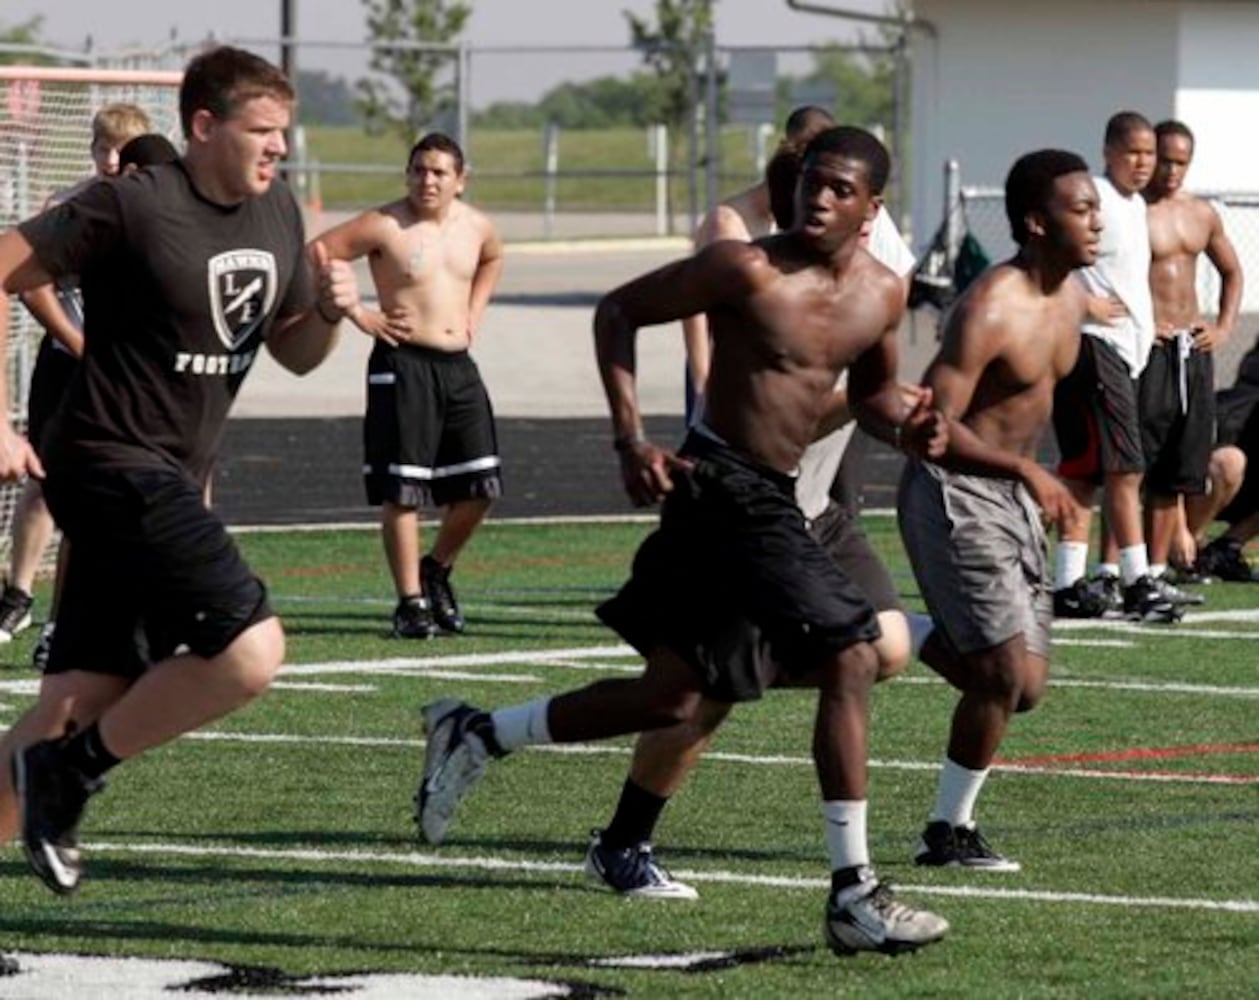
top-left (0, 66), bottom-right (182, 569)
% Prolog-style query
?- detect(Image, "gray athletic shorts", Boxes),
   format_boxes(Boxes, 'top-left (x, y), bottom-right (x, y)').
top-left (897, 459), bottom-right (1051, 660)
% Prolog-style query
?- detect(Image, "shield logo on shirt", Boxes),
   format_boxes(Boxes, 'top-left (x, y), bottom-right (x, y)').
top-left (207, 249), bottom-right (278, 351)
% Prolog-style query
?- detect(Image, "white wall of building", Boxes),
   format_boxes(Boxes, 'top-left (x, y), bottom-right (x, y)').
top-left (1176, 3), bottom-right (1259, 192)
top-left (911, 0), bottom-right (1181, 245)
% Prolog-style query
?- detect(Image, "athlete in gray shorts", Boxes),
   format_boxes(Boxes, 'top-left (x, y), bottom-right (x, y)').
top-left (899, 461), bottom-right (1051, 661)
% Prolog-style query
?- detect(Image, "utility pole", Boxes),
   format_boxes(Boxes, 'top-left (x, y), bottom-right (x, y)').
top-left (280, 0), bottom-right (297, 179)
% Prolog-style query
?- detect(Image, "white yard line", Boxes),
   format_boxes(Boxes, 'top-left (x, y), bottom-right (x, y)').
top-left (78, 839), bottom-right (1259, 914)
top-left (182, 731), bottom-right (1258, 785)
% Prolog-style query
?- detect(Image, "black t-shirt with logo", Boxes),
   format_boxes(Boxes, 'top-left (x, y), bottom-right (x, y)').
top-left (19, 161), bottom-right (315, 483)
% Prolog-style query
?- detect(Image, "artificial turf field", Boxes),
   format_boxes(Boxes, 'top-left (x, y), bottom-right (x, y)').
top-left (0, 516), bottom-right (1255, 998)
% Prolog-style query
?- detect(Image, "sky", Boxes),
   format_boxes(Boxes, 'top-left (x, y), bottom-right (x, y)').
top-left (2, 0), bottom-right (892, 105)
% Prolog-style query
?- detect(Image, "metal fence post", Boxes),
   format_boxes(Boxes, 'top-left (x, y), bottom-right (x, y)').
top-left (944, 158), bottom-right (962, 269)
top-left (652, 124), bottom-right (669, 237)
top-left (704, 30), bottom-right (719, 212)
top-left (543, 121), bottom-right (559, 239)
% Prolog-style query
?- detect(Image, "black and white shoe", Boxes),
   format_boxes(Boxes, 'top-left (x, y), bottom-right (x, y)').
top-left (414, 699), bottom-right (491, 844)
top-left (1052, 577), bottom-right (1108, 619)
top-left (1122, 575), bottom-right (1183, 623)
top-left (824, 866), bottom-right (949, 956)
top-left (421, 556), bottom-right (465, 634)
top-left (584, 828), bottom-right (698, 900)
top-left (1153, 573), bottom-right (1205, 606)
top-left (1195, 538), bottom-right (1256, 583)
top-left (10, 739), bottom-right (103, 894)
top-left (913, 820), bottom-right (1021, 872)
top-left (392, 597), bottom-right (438, 640)
top-left (0, 584), bottom-right (34, 643)
top-left (31, 620), bottom-right (55, 672)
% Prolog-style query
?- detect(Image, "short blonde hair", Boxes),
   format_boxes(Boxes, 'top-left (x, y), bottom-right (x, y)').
top-left (91, 103), bottom-right (152, 148)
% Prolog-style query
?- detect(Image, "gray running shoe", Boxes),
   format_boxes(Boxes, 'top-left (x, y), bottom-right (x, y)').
top-left (825, 867), bottom-right (949, 956)
top-left (414, 699), bottom-right (491, 844)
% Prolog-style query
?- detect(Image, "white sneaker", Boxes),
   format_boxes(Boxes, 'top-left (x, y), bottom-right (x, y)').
top-left (414, 699), bottom-right (490, 845)
top-left (825, 868), bottom-right (949, 956)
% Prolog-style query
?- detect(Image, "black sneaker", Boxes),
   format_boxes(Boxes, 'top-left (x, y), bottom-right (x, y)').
top-left (1122, 575), bottom-right (1183, 623)
top-left (421, 556), bottom-right (464, 634)
top-left (10, 739), bottom-right (104, 894)
top-left (824, 866), bottom-right (949, 956)
top-left (0, 584), bottom-right (34, 643)
top-left (1089, 572), bottom-right (1124, 617)
top-left (1053, 577), bottom-right (1108, 618)
top-left (1153, 573), bottom-right (1205, 606)
top-left (393, 597), bottom-right (437, 640)
top-left (31, 621), bottom-right (55, 672)
top-left (584, 828), bottom-right (698, 900)
top-left (913, 820), bottom-right (1021, 872)
top-left (1196, 539), bottom-right (1256, 583)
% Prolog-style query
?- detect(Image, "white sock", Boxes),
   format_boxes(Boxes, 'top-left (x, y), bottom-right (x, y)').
top-left (823, 800), bottom-right (870, 871)
top-left (1119, 544), bottom-right (1150, 586)
top-left (1096, 562), bottom-right (1119, 580)
top-left (929, 758), bottom-right (989, 828)
top-left (1150, 562), bottom-right (1167, 578)
top-left (490, 697), bottom-right (552, 751)
top-left (1054, 541), bottom-right (1089, 590)
top-left (908, 612), bottom-right (935, 658)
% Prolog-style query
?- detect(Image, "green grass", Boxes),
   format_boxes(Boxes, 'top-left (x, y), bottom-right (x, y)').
top-left (305, 124), bottom-right (765, 212)
top-left (1, 517), bottom-right (1256, 997)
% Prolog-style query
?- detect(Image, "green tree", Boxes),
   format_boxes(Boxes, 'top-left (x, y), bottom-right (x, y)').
top-left (625, 0), bottom-right (717, 230)
top-left (797, 44), bottom-right (895, 135)
top-left (298, 69), bottom-right (358, 126)
top-left (0, 16), bottom-right (51, 66)
top-left (357, 0), bottom-right (470, 142)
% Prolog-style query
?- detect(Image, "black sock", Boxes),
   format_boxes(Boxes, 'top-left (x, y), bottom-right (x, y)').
top-left (602, 779), bottom-right (668, 849)
top-left (60, 722), bottom-right (121, 780)
top-left (468, 711), bottom-right (506, 758)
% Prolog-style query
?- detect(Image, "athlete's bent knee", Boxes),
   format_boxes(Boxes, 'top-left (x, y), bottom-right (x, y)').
top-left (218, 618), bottom-right (285, 701)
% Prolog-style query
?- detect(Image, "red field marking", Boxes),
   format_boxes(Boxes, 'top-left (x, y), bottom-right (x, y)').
top-left (277, 563), bottom-right (375, 578)
top-left (998, 742), bottom-right (1259, 767)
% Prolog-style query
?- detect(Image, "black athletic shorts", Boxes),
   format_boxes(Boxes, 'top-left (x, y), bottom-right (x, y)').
top-left (363, 342), bottom-right (504, 508)
top-left (1219, 402), bottom-right (1259, 525)
top-left (1054, 335), bottom-right (1145, 483)
top-left (42, 464), bottom-right (272, 679)
top-left (597, 432), bottom-right (881, 703)
top-left (26, 338), bottom-right (78, 456)
top-left (1139, 336), bottom-right (1215, 496)
top-left (809, 500), bottom-right (902, 614)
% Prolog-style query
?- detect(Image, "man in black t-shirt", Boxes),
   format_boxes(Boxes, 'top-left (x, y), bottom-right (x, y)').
top-left (0, 46), bottom-right (360, 895)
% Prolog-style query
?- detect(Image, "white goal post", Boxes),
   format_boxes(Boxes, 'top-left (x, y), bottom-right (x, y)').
top-left (0, 65), bottom-right (183, 569)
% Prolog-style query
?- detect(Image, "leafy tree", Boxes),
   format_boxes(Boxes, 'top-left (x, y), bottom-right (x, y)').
top-left (473, 73), bottom-right (673, 131)
top-left (796, 44), bottom-right (895, 136)
top-left (357, 0), bottom-right (470, 141)
top-left (0, 16), bottom-right (52, 66)
top-left (297, 69), bottom-right (358, 127)
top-left (625, 0), bottom-right (718, 230)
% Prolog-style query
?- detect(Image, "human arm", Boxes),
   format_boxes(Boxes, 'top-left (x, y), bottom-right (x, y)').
top-left (18, 284), bottom-right (84, 358)
top-left (266, 241), bottom-right (357, 375)
top-left (308, 211), bottom-right (412, 345)
top-left (0, 229), bottom-right (53, 481)
top-left (1196, 206), bottom-right (1243, 351)
top-left (595, 242), bottom-right (758, 505)
top-left (467, 220), bottom-right (504, 343)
